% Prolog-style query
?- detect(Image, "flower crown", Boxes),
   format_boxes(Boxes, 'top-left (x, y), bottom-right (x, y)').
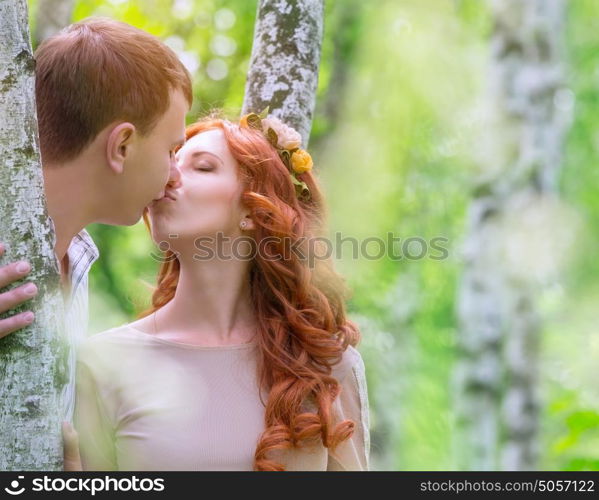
top-left (239, 107), bottom-right (313, 202)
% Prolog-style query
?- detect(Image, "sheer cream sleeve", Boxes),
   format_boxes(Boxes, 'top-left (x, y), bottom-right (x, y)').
top-left (73, 342), bottom-right (118, 471)
top-left (327, 347), bottom-right (371, 471)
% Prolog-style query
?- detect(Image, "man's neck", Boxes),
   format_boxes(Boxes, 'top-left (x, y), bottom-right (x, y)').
top-left (53, 218), bottom-right (86, 262)
top-left (43, 160), bottom-right (97, 261)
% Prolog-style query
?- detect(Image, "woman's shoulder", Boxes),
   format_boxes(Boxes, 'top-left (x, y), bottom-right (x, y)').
top-left (76, 324), bottom-right (147, 365)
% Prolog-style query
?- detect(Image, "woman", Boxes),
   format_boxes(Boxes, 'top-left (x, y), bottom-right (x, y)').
top-left (73, 112), bottom-right (370, 471)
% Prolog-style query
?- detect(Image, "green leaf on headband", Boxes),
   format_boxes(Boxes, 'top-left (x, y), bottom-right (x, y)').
top-left (266, 127), bottom-right (279, 148)
top-left (246, 113), bottom-right (262, 130)
top-left (280, 149), bottom-right (291, 169)
top-left (258, 106), bottom-right (270, 119)
top-left (291, 174), bottom-right (311, 201)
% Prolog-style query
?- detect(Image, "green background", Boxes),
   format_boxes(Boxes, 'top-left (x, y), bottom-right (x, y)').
top-left (26, 0), bottom-right (599, 470)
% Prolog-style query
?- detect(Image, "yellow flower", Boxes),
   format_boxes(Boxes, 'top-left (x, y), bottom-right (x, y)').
top-left (291, 149), bottom-right (313, 174)
top-left (239, 114), bottom-right (250, 128)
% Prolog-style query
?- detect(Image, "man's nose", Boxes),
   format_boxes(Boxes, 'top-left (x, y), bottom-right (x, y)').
top-left (167, 162), bottom-right (182, 189)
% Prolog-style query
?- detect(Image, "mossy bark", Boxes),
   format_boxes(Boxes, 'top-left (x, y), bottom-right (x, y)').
top-left (0, 0), bottom-right (66, 471)
top-left (242, 0), bottom-right (324, 148)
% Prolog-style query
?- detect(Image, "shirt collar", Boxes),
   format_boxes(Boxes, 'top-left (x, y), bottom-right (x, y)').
top-left (47, 216), bottom-right (100, 292)
top-left (70, 228), bottom-right (100, 263)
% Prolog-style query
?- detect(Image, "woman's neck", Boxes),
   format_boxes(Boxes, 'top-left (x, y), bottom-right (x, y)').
top-left (156, 255), bottom-right (257, 345)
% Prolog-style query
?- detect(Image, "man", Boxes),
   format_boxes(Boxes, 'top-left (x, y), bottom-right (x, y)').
top-left (0, 18), bottom-right (192, 428)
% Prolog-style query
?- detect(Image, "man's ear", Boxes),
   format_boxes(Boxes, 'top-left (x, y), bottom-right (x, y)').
top-left (106, 123), bottom-right (136, 175)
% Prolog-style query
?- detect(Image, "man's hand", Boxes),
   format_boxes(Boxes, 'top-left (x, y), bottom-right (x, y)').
top-left (0, 243), bottom-right (38, 339)
top-left (62, 422), bottom-right (83, 471)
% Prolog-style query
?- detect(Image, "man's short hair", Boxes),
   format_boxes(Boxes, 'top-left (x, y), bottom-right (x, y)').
top-left (35, 18), bottom-right (193, 163)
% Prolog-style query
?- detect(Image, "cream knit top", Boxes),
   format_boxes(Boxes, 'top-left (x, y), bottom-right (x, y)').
top-left (74, 324), bottom-right (371, 471)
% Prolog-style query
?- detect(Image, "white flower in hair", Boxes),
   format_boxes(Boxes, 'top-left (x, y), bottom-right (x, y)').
top-left (261, 116), bottom-right (302, 151)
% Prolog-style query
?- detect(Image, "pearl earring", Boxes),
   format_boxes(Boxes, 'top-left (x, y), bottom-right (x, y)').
top-left (240, 220), bottom-right (248, 230)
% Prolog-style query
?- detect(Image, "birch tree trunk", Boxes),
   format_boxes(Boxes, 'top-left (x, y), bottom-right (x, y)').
top-left (242, 0), bottom-right (324, 147)
top-left (34, 0), bottom-right (75, 46)
top-left (454, 0), bottom-right (570, 470)
top-left (0, 0), bottom-right (66, 471)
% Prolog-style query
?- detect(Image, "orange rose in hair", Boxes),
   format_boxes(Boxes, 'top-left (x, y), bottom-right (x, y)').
top-left (291, 149), bottom-right (313, 174)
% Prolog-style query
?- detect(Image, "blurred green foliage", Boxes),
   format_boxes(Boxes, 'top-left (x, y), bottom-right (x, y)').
top-left (26, 0), bottom-right (598, 471)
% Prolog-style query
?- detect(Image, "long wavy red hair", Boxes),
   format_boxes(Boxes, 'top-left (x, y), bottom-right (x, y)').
top-left (140, 115), bottom-right (360, 470)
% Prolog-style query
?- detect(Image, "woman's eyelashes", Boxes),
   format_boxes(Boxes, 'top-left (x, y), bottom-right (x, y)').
top-left (193, 161), bottom-right (214, 171)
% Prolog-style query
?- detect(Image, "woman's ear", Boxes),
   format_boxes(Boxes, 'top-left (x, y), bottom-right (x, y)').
top-left (240, 214), bottom-right (255, 231)
top-left (106, 122), bottom-right (136, 175)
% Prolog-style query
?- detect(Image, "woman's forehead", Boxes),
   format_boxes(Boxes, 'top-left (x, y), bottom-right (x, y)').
top-left (181, 128), bottom-right (227, 156)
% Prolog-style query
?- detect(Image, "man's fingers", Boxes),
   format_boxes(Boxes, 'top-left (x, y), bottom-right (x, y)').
top-left (0, 282), bottom-right (38, 314)
top-left (0, 260), bottom-right (32, 290)
top-left (0, 311), bottom-right (35, 339)
top-left (62, 421), bottom-right (79, 451)
top-left (0, 246), bottom-right (38, 338)
top-left (62, 422), bottom-right (83, 471)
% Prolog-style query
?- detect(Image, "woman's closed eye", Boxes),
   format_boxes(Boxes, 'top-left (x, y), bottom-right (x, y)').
top-left (194, 161), bottom-right (214, 171)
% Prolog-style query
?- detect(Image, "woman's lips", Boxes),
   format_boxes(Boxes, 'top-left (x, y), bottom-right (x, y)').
top-left (154, 191), bottom-right (177, 202)
top-left (149, 195), bottom-right (176, 208)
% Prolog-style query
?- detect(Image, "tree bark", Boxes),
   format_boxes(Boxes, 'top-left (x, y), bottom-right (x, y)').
top-left (454, 0), bottom-right (570, 470)
top-left (242, 0), bottom-right (324, 147)
top-left (0, 0), bottom-right (66, 471)
top-left (34, 0), bottom-right (75, 46)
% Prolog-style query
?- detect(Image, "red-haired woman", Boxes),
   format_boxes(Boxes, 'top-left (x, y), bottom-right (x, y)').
top-left (73, 114), bottom-right (370, 471)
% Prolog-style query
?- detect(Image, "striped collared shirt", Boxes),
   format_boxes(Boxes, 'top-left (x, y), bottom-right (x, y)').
top-left (54, 227), bottom-right (100, 422)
